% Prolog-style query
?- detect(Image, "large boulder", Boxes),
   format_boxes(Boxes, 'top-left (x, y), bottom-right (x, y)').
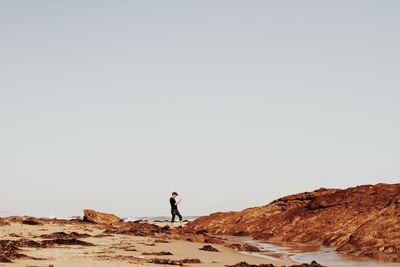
top-left (83, 209), bottom-right (121, 225)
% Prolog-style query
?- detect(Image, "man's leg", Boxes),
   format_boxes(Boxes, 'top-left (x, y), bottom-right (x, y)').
top-left (171, 209), bottom-right (176, 222)
top-left (176, 209), bottom-right (182, 221)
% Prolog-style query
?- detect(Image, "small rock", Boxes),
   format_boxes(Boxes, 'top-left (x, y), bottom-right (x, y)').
top-left (199, 245), bottom-right (219, 252)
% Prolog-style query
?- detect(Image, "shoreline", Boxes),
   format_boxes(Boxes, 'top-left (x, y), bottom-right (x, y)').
top-left (225, 236), bottom-right (400, 267)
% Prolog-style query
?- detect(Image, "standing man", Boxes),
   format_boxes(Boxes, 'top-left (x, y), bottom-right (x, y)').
top-left (170, 192), bottom-right (182, 223)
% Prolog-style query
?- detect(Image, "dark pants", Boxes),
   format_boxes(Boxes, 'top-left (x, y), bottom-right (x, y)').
top-left (171, 208), bottom-right (182, 222)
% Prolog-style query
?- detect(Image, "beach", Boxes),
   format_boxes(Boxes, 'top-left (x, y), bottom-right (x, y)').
top-left (0, 216), bottom-right (295, 267)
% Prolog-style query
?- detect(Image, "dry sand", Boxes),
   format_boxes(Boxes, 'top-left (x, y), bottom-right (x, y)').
top-left (0, 221), bottom-right (293, 267)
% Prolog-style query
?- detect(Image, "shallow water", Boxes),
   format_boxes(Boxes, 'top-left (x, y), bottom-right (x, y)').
top-left (227, 237), bottom-right (400, 267)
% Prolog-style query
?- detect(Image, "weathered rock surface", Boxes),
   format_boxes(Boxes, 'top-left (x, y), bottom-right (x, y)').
top-left (0, 240), bottom-right (29, 263)
top-left (189, 183), bottom-right (400, 262)
top-left (199, 244), bottom-right (219, 252)
top-left (104, 221), bottom-right (226, 244)
top-left (225, 243), bottom-right (261, 252)
top-left (38, 231), bottom-right (91, 239)
top-left (0, 237), bottom-right (93, 263)
top-left (22, 218), bottom-right (43, 225)
top-left (2, 216), bottom-right (84, 226)
top-left (142, 251), bottom-right (173, 255)
top-left (83, 209), bottom-right (121, 225)
top-left (149, 257), bottom-right (201, 265)
top-left (0, 218), bottom-right (9, 226)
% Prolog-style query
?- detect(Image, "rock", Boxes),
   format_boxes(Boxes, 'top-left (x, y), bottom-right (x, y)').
top-left (83, 209), bottom-right (121, 225)
top-left (0, 240), bottom-right (28, 263)
top-left (181, 258), bottom-right (202, 264)
top-left (199, 245), bottom-right (219, 252)
top-left (189, 183), bottom-right (400, 262)
top-left (155, 239), bottom-right (170, 243)
top-left (225, 262), bottom-right (275, 267)
top-left (104, 221), bottom-right (163, 236)
top-left (7, 216), bottom-right (84, 226)
top-left (142, 251), bottom-right (173, 255)
top-left (40, 238), bottom-right (94, 247)
top-left (0, 237), bottom-right (94, 263)
top-left (0, 218), bottom-right (9, 226)
top-left (22, 218), bottom-right (42, 225)
top-left (149, 258), bottom-right (201, 265)
top-left (104, 221), bottom-right (226, 244)
top-left (226, 243), bottom-right (260, 252)
top-left (38, 231), bottom-right (91, 239)
top-left (290, 261), bottom-right (325, 267)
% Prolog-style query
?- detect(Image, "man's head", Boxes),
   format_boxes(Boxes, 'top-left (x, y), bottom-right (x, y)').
top-left (172, 192), bottom-right (178, 198)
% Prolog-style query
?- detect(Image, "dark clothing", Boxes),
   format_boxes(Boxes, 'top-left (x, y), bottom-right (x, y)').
top-left (171, 208), bottom-right (182, 222)
top-left (170, 197), bottom-right (176, 208)
top-left (170, 197), bottom-right (182, 222)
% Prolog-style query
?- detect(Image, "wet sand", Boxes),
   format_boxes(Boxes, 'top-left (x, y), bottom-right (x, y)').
top-left (226, 237), bottom-right (400, 267)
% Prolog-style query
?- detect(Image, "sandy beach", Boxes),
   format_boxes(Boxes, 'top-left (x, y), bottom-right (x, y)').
top-left (0, 217), bottom-right (295, 267)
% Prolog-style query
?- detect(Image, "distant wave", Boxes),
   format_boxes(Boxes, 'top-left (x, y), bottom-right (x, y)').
top-left (0, 210), bottom-right (12, 217)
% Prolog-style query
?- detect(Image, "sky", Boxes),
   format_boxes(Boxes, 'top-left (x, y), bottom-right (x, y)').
top-left (0, 0), bottom-right (399, 218)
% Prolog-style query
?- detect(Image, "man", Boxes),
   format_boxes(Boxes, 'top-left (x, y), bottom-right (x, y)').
top-left (170, 192), bottom-right (182, 222)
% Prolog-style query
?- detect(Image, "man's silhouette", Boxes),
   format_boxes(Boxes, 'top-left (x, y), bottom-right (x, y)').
top-left (170, 192), bottom-right (182, 222)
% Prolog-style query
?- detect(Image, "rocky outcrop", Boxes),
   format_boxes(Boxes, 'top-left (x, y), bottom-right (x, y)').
top-left (0, 240), bottom-right (28, 262)
top-left (188, 183), bottom-right (400, 262)
top-left (22, 218), bottom-right (43, 225)
top-left (104, 221), bottom-right (226, 244)
top-left (2, 216), bottom-right (84, 226)
top-left (0, 218), bottom-right (9, 226)
top-left (83, 209), bottom-right (121, 225)
top-left (225, 243), bottom-right (261, 252)
top-left (0, 237), bottom-right (93, 263)
top-left (199, 245), bottom-right (219, 252)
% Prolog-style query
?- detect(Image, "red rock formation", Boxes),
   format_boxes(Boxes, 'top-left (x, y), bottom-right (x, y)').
top-left (188, 183), bottom-right (400, 262)
top-left (225, 243), bottom-right (261, 252)
top-left (104, 221), bottom-right (225, 244)
top-left (83, 209), bottom-right (121, 225)
top-left (0, 218), bottom-right (9, 226)
top-left (2, 216), bottom-right (85, 226)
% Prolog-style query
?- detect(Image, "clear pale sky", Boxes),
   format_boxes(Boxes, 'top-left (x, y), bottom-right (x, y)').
top-left (1, 1), bottom-right (399, 218)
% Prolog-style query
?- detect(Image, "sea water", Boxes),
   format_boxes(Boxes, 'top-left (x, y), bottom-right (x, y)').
top-left (228, 237), bottom-right (400, 267)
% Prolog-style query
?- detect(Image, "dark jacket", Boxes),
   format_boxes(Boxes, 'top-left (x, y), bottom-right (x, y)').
top-left (170, 197), bottom-right (178, 210)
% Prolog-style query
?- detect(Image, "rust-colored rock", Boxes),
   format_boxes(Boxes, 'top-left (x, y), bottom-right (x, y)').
top-left (83, 209), bottom-right (121, 225)
top-left (40, 238), bottom-right (94, 247)
top-left (226, 243), bottom-right (260, 252)
top-left (0, 240), bottom-right (28, 263)
top-left (142, 251), bottom-right (173, 255)
top-left (3, 216), bottom-right (85, 226)
top-left (0, 218), bottom-right (9, 226)
top-left (104, 221), bottom-right (225, 244)
top-left (104, 221), bottom-right (164, 236)
top-left (189, 183), bottom-right (400, 262)
top-left (199, 245), bottom-right (219, 252)
top-left (38, 231), bottom-right (91, 239)
top-left (149, 258), bottom-right (201, 265)
top-left (22, 218), bottom-right (42, 225)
